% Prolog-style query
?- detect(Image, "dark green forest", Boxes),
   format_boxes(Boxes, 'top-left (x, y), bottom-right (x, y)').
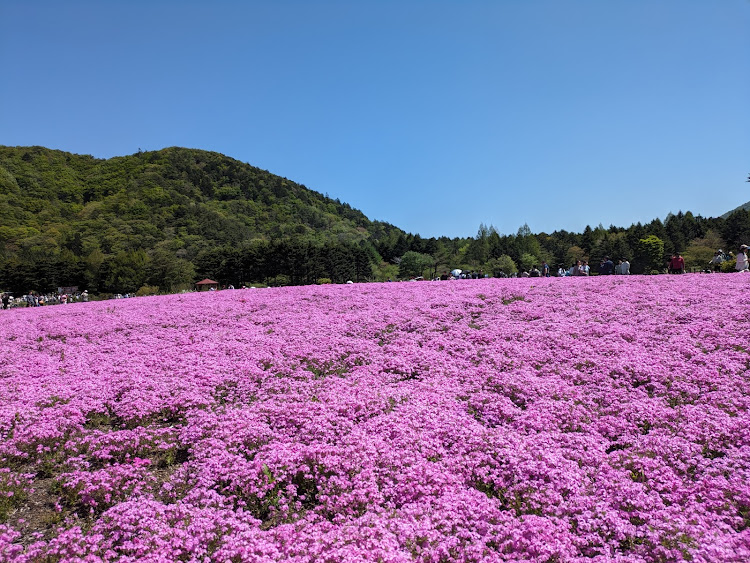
top-left (1, 145), bottom-right (749, 295)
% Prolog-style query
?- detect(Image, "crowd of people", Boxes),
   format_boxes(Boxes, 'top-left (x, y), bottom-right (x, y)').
top-left (1, 290), bottom-right (89, 309)
top-left (557, 257), bottom-right (631, 277)
top-left (686, 245), bottom-right (748, 274)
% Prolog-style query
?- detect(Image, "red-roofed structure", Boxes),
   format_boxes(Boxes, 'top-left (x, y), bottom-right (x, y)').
top-left (195, 279), bottom-right (219, 291)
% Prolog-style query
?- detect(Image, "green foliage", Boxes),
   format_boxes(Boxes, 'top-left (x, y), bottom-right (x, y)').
top-left (0, 470), bottom-right (29, 523)
top-left (0, 146), bottom-right (403, 292)
top-left (565, 245), bottom-right (586, 267)
top-left (136, 285), bottom-right (160, 296)
top-left (374, 262), bottom-right (399, 282)
top-left (721, 258), bottom-right (737, 273)
top-left (485, 254), bottom-right (517, 277)
top-left (683, 230), bottom-right (724, 271)
top-left (398, 251), bottom-right (434, 279)
top-left (464, 223), bottom-right (490, 264)
top-left (636, 235), bottom-right (665, 274)
top-left (0, 145), bottom-right (740, 291)
top-left (517, 252), bottom-right (538, 272)
top-left (721, 209), bottom-right (750, 251)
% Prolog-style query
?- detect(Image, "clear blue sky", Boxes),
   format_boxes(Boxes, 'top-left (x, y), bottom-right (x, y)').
top-left (1, 1), bottom-right (748, 239)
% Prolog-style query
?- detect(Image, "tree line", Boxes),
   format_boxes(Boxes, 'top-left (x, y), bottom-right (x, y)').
top-left (3, 207), bottom-right (749, 295)
top-left (1, 146), bottom-right (749, 294)
top-left (0, 239), bottom-right (376, 295)
top-left (380, 209), bottom-right (750, 280)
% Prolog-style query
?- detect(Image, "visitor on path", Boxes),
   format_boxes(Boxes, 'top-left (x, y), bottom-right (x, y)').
top-left (620, 259), bottom-right (630, 275)
top-left (736, 245), bottom-right (749, 272)
top-left (669, 254), bottom-right (685, 274)
top-left (599, 257), bottom-right (615, 275)
top-left (709, 251), bottom-right (724, 272)
top-left (1, 293), bottom-right (9, 309)
top-left (541, 261), bottom-right (550, 277)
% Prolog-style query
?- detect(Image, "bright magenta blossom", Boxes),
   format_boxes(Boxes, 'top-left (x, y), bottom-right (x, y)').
top-left (1, 276), bottom-right (749, 561)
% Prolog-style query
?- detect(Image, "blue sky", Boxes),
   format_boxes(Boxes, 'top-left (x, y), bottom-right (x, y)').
top-left (1, 1), bottom-right (748, 239)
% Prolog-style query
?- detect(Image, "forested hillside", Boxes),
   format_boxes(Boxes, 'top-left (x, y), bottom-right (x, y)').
top-left (0, 146), bottom-right (406, 293)
top-left (1, 145), bottom-right (749, 295)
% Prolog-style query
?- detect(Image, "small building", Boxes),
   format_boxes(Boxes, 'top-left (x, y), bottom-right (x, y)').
top-left (195, 279), bottom-right (219, 292)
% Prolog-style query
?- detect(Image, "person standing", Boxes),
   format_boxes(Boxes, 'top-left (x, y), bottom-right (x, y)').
top-left (736, 245), bottom-right (749, 272)
top-left (621, 259), bottom-right (630, 275)
top-left (669, 254), bottom-right (685, 274)
top-left (600, 257), bottom-right (615, 275)
top-left (710, 251), bottom-right (724, 272)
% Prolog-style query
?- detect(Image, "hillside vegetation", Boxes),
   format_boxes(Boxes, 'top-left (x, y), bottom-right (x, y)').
top-left (1, 145), bottom-right (749, 295)
top-left (0, 146), bottom-right (404, 293)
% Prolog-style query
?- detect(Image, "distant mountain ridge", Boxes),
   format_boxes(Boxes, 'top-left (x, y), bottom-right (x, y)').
top-left (0, 145), bottom-right (407, 292)
top-left (0, 145), bottom-right (403, 246)
top-left (721, 200), bottom-right (750, 219)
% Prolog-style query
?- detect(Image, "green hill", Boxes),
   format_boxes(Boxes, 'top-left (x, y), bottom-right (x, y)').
top-left (721, 200), bottom-right (750, 219)
top-left (0, 146), bottom-right (405, 293)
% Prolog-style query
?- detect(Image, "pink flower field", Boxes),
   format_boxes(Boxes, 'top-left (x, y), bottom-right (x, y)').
top-left (1, 275), bottom-right (749, 562)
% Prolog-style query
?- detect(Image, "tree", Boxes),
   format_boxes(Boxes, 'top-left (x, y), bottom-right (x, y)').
top-left (581, 226), bottom-right (595, 255)
top-left (682, 229), bottom-right (725, 272)
top-left (565, 245), bottom-right (586, 267)
top-left (486, 254), bottom-right (516, 277)
top-left (465, 224), bottom-right (490, 265)
top-left (324, 242), bottom-right (356, 284)
top-left (665, 213), bottom-right (687, 254)
top-left (147, 248), bottom-right (196, 291)
top-left (636, 235), bottom-right (665, 274)
top-left (84, 249), bottom-right (106, 292)
top-left (398, 251), bottom-right (434, 279)
top-left (102, 250), bottom-right (150, 293)
top-left (352, 245), bottom-right (373, 282)
top-left (721, 209), bottom-right (750, 251)
top-left (487, 227), bottom-right (503, 259)
top-left (515, 224), bottom-right (542, 263)
top-left (518, 252), bottom-right (538, 272)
